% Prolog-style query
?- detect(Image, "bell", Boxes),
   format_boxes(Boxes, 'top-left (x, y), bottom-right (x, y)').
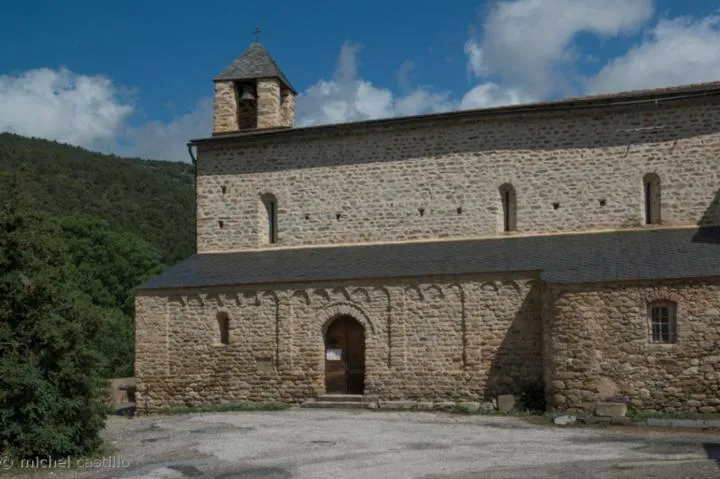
top-left (239, 87), bottom-right (256, 102)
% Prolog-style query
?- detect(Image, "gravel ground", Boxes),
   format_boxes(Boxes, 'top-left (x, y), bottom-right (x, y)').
top-left (11, 409), bottom-right (720, 479)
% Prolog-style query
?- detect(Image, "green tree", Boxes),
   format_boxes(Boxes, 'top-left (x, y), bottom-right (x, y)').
top-left (0, 132), bottom-right (195, 265)
top-left (0, 194), bottom-right (106, 458)
top-left (55, 215), bottom-right (165, 377)
top-left (57, 215), bottom-right (165, 316)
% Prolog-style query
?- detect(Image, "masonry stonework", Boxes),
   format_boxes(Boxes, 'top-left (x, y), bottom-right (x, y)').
top-left (196, 98), bottom-right (720, 253)
top-left (256, 78), bottom-right (281, 130)
top-left (137, 41), bottom-right (720, 415)
top-left (544, 278), bottom-right (720, 414)
top-left (212, 81), bottom-right (238, 134)
top-left (134, 275), bottom-right (542, 412)
top-left (280, 87), bottom-right (295, 128)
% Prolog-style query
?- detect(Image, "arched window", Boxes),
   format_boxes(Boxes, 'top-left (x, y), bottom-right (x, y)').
top-left (260, 194), bottom-right (278, 244)
top-left (648, 301), bottom-right (676, 343)
top-left (499, 183), bottom-right (517, 232)
top-left (643, 173), bottom-right (661, 225)
top-left (217, 312), bottom-right (230, 345)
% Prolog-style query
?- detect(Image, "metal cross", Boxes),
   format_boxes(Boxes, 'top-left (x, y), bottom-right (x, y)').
top-left (252, 27), bottom-right (262, 43)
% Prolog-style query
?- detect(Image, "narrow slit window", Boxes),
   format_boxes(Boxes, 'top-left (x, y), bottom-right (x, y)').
top-left (649, 302), bottom-right (676, 343)
top-left (261, 194), bottom-right (278, 244)
top-left (499, 184), bottom-right (517, 232)
top-left (217, 312), bottom-right (230, 345)
top-left (643, 173), bottom-right (661, 225)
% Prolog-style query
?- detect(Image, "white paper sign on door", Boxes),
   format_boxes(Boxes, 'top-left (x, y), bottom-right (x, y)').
top-left (326, 349), bottom-right (342, 361)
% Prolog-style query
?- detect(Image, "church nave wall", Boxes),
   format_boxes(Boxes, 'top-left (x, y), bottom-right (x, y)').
top-left (196, 98), bottom-right (720, 253)
top-left (133, 274), bottom-right (542, 412)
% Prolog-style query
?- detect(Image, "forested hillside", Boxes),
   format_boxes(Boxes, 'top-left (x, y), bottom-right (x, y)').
top-left (0, 134), bottom-right (196, 457)
top-left (0, 132), bottom-right (195, 264)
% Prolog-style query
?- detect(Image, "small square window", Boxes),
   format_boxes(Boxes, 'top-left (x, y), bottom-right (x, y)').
top-left (649, 303), bottom-right (676, 343)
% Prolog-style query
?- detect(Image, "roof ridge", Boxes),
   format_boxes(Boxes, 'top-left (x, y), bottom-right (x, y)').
top-left (193, 79), bottom-right (720, 143)
top-left (214, 43), bottom-right (296, 93)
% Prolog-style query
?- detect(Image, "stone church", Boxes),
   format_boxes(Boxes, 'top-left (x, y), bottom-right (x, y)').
top-left (135, 41), bottom-right (720, 414)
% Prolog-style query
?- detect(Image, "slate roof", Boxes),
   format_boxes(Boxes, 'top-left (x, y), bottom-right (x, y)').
top-left (214, 43), bottom-right (296, 93)
top-left (138, 227), bottom-right (720, 290)
top-left (191, 79), bottom-right (720, 143)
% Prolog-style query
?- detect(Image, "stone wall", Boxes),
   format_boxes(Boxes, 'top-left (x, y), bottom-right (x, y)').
top-left (256, 78), bottom-right (280, 129)
top-left (196, 97), bottom-right (720, 253)
top-left (544, 278), bottom-right (720, 413)
top-left (280, 87), bottom-right (295, 128)
top-left (134, 275), bottom-right (542, 412)
top-left (212, 81), bottom-right (238, 134)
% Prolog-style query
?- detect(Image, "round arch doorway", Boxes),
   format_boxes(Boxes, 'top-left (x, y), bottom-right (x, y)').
top-left (324, 316), bottom-right (365, 394)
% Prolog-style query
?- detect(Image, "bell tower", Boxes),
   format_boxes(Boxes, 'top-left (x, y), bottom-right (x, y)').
top-left (212, 42), bottom-right (296, 135)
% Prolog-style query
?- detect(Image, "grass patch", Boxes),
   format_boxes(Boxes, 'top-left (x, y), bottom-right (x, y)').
top-left (448, 404), bottom-right (483, 415)
top-left (626, 408), bottom-right (720, 421)
top-left (157, 401), bottom-right (290, 415)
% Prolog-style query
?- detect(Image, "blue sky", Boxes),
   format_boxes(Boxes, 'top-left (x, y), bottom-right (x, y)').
top-left (1, 0), bottom-right (719, 162)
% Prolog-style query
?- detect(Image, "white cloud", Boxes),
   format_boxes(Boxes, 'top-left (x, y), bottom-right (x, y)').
top-left (125, 98), bottom-right (212, 162)
top-left (395, 89), bottom-right (455, 117)
top-left (470, 0), bottom-right (654, 95)
top-left (296, 41), bottom-right (530, 127)
top-left (296, 42), bottom-right (457, 126)
top-left (0, 68), bottom-right (133, 150)
top-left (396, 60), bottom-right (416, 92)
top-left (0, 66), bottom-right (213, 162)
top-left (587, 15), bottom-right (720, 94)
top-left (464, 39), bottom-right (487, 78)
top-left (459, 83), bottom-right (536, 110)
top-left (8, 2), bottom-right (719, 163)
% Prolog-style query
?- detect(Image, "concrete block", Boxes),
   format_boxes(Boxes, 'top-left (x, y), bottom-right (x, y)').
top-left (553, 415), bottom-right (576, 426)
top-left (497, 395), bottom-right (516, 413)
top-left (704, 420), bottom-right (720, 429)
top-left (107, 377), bottom-right (136, 406)
top-left (595, 402), bottom-right (627, 417)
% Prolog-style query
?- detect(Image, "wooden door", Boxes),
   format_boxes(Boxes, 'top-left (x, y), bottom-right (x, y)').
top-left (324, 316), bottom-right (365, 394)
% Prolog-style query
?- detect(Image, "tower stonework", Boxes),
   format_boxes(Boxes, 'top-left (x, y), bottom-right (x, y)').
top-left (212, 43), bottom-right (295, 135)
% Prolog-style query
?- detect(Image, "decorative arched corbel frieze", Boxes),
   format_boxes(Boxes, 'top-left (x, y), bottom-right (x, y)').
top-left (422, 284), bottom-right (445, 300)
top-left (350, 287), bottom-right (371, 304)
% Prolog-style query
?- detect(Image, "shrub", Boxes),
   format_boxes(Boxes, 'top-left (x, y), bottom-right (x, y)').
top-left (0, 202), bottom-right (106, 458)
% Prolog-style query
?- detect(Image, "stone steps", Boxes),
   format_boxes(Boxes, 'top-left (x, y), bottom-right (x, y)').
top-left (301, 395), bottom-right (371, 409)
top-left (317, 394), bottom-right (365, 403)
top-left (301, 401), bottom-right (370, 409)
